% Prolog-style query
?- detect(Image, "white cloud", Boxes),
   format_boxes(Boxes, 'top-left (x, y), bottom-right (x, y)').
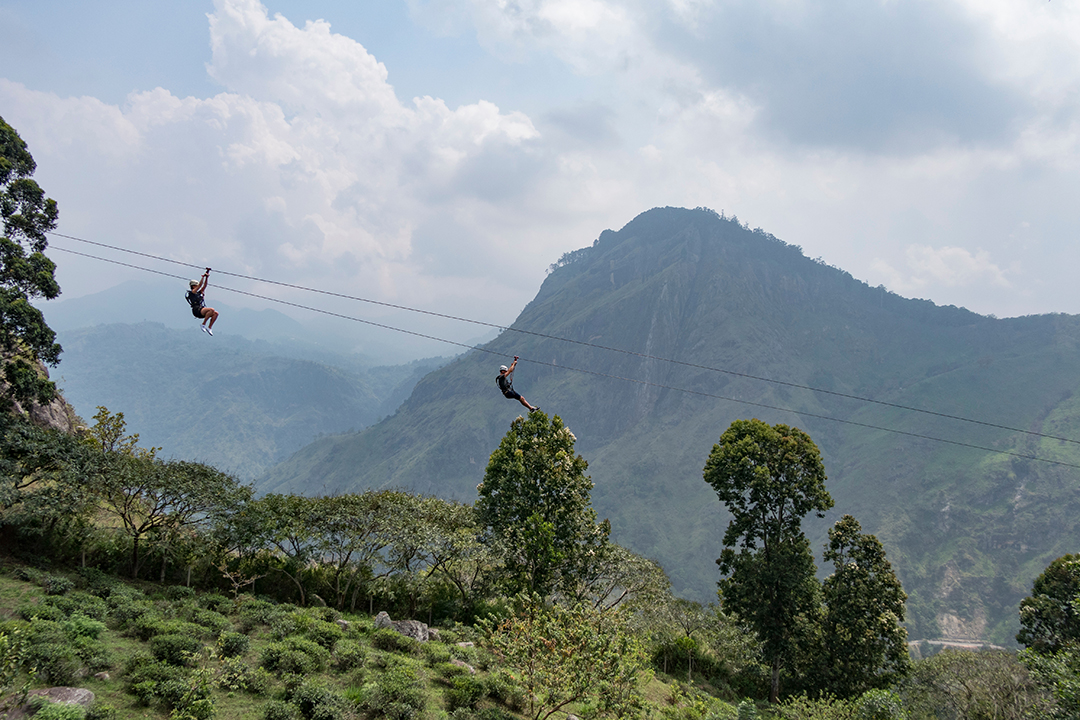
top-left (2, 0), bottom-right (544, 320)
top-left (872, 245), bottom-right (1011, 295)
top-left (7, 0), bottom-right (1080, 330)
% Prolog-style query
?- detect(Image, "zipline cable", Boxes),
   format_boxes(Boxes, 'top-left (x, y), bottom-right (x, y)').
top-left (49, 243), bottom-right (1080, 471)
top-left (49, 231), bottom-right (1080, 446)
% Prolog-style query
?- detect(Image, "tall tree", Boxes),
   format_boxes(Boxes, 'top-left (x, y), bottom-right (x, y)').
top-left (0, 117), bottom-right (62, 407)
top-left (702, 418), bottom-right (833, 703)
top-left (1018, 554), bottom-right (1080, 654)
top-left (819, 514), bottom-right (910, 697)
top-left (476, 412), bottom-right (609, 598)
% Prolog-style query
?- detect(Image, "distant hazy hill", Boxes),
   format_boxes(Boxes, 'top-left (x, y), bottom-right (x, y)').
top-left (43, 278), bottom-right (457, 365)
top-left (54, 322), bottom-right (447, 478)
top-left (258, 207), bottom-right (1080, 645)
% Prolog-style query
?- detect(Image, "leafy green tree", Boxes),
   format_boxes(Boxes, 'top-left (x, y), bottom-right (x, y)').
top-left (310, 491), bottom-right (399, 610)
top-left (0, 116), bottom-right (62, 407)
top-left (242, 493), bottom-right (318, 605)
top-left (0, 411), bottom-right (83, 515)
top-left (476, 412), bottom-right (610, 597)
top-left (483, 595), bottom-right (650, 720)
top-left (819, 515), bottom-right (910, 697)
top-left (85, 433), bottom-right (250, 578)
top-left (564, 541), bottom-right (671, 615)
top-left (1021, 644), bottom-right (1080, 720)
top-left (1018, 554), bottom-right (1080, 653)
top-left (703, 419), bottom-right (834, 703)
top-left (899, 649), bottom-right (1051, 720)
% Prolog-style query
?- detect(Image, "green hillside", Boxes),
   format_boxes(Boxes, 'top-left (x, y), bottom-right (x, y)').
top-left (258, 207), bottom-right (1080, 645)
top-left (54, 322), bottom-right (447, 478)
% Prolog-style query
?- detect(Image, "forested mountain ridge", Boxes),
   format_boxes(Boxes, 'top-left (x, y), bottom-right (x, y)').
top-left (258, 206), bottom-right (1080, 645)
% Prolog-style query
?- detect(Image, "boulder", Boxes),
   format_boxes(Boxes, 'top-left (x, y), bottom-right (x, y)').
top-left (2, 687), bottom-right (96, 720)
top-left (373, 611), bottom-right (431, 642)
top-left (450, 658), bottom-right (477, 675)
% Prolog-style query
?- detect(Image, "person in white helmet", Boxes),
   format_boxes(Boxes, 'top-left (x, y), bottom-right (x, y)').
top-left (496, 356), bottom-right (539, 412)
top-left (186, 268), bottom-right (219, 336)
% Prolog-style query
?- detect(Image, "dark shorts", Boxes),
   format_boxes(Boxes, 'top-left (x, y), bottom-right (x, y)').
top-left (502, 390), bottom-right (521, 401)
top-left (191, 306), bottom-right (204, 318)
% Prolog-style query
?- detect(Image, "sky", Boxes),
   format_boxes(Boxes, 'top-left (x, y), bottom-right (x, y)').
top-left (3, 0), bottom-right (1080, 357)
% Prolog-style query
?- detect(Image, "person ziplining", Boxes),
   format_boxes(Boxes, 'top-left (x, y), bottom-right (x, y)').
top-left (186, 268), bottom-right (219, 336)
top-left (497, 356), bottom-right (539, 413)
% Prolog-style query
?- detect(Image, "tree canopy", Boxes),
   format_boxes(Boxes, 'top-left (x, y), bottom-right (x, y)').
top-left (703, 419), bottom-right (833, 703)
top-left (0, 116), bottom-right (62, 407)
top-left (476, 412), bottom-right (609, 598)
top-left (1018, 554), bottom-right (1080, 654)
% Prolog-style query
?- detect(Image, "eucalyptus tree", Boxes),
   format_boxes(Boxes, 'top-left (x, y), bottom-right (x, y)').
top-left (703, 419), bottom-right (833, 703)
top-left (0, 116), bottom-right (63, 407)
top-left (477, 412), bottom-right (609, 598)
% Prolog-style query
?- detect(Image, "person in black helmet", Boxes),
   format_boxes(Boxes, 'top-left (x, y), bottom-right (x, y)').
top-left (496, 356), bottom-right (539, 412)
top-left (186, 268), bottom-right (219, 336)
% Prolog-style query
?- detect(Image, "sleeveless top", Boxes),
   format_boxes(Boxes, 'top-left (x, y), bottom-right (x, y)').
top-left (186, 290), bottom-right (205, 311)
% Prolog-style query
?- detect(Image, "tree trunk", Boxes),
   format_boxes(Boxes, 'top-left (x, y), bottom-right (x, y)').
top-left (770, 656), bottom-right (781, 704)
top-left (131, 536), bottom-right (141, 579)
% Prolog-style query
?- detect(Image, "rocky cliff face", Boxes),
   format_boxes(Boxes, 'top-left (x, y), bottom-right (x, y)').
top-left (2, 360), bottom-right (80, 435)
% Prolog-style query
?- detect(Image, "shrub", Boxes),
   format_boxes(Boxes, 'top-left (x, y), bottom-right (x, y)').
top-left (29, 698), bottom-right (85, 720)
top-left (435, 662), bottom-right (470, 682)
top-left (270, 613), bottom-right (302, 640)
top-left (108, 594), bottom-right (153, 626)
top-left (358, 662), bottom-right (426, 719)
top-left (217, 656), bottom-right (269, 694)
top-left (217, 631), bottom-right (250, 658)
top-left (446, 675), bottom-right (486, 711)
top-left (260, 638), bottom-right (330, 675)
top-left (371, 629), bottom-right (419, 654)
top-left (856, 690), bottom-right (905, 720)
top-left (44, 593), bottom-right (111, 622)
top-left (199, 593), bottom-right (231, 613)
top-left (149, 633), bottom-right (203, 666)
top-left (65, 614), bottom-right (107, 640)
top-left (133, 617), bottom-right (208, 642)
top-left (14, 566), bottom-right (43, 583)
top-left (19, 603), bottom-right (65, 622)
top-left (263, 700), bottom-right (301, 720)
top-left (308, 620), bottom-right (344, 650)
top-left (333, 640), bottom-right (366, 671)
top-left (164, 585), bottom-right (196, 601)
top-left (26, 639), bottom-right (81, 685)
top-left (236, 598), bottom-right (275, 632)
top-left (484, 670), bottom-right (524, 711)
top-left (41, 574), bottom-right (75, 596)
top-left (85, 702), bottom-right (117, 720)
top-left (189, 609), bottom-right (231, 636)
top-left (72, 635), bottom-right (114, 673)
top-left (289, 681), bottom-right (346, 720)
top-left (423, 643), bottom-right (452, 666)
top-left (77, 567), bottom-right (117, 596)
